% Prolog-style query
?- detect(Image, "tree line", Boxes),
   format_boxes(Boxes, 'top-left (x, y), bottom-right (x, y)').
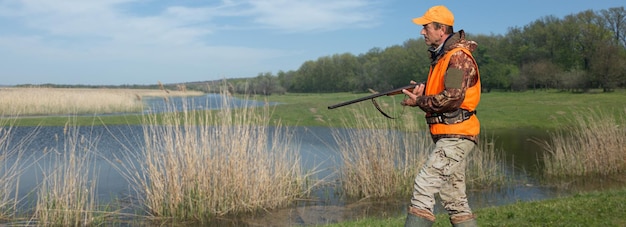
top-left (229, 6), bottom-right (626, 95)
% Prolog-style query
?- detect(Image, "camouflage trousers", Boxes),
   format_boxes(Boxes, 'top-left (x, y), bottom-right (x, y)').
top-left (409, 137), bottom-right (476, 217)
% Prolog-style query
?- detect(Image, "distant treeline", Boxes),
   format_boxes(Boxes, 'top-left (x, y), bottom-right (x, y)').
top-left (17, 7), bottom-right (626, 96)
top-left (228, 6), bottom-right (626, 95)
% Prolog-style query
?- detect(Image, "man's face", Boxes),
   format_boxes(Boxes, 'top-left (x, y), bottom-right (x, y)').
top-left (421, 23), bottom-right (446, 47)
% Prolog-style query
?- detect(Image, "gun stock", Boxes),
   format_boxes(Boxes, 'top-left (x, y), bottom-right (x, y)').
top-left (327, 84), bottom-right (418, 110)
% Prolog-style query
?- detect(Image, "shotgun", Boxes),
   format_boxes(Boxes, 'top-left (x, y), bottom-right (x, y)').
top-left (327, 83), bottom-right (422, 119)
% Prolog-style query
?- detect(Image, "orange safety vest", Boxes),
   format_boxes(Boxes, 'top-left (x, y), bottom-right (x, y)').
top-left (425, 47), bottom-right (481, 136)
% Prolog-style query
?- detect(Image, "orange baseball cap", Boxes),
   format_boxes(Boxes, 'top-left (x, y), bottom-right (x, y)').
top-left (412, 5), bottom-right (454, 26)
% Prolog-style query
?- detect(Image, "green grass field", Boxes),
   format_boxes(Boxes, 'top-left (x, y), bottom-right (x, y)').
top-left (6, 89), bottom-right (625, 129)
top-left (254, 89), bottom-right (626, 130)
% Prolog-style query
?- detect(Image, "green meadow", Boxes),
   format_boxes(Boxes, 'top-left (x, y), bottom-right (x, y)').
top-left (7, 89), bottom-right (625, 129)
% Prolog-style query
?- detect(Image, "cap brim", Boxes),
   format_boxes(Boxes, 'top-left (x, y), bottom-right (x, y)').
top-left (412, 17), bottom-right (432, 25)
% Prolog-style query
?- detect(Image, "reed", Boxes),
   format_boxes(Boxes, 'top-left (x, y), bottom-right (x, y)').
top-left (465, 135), bottom-right (507, 188)
top-left (113, 90), bottom-right (312, 223)
top-left (34, 121), bottom-right (101, 226)
top-left (0, 87), bottom-right (203, 116)
top-left (333, 103), bottom-right (507, 199)
top-left (332, 106), bottom-right (431, 199)
top-left (538, 108), bottom-right (626, 178)
top-left (0, 119), bottom-right (33, 220)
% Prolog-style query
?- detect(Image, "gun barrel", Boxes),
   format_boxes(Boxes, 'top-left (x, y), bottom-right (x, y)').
top-left (327, 84), bottom-right (417, 110)
top-left (327, 93), bottom-right (385, 109)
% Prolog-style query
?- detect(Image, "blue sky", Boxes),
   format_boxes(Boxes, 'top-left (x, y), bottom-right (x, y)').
top-left (0, 0), bottom-right (623, 85)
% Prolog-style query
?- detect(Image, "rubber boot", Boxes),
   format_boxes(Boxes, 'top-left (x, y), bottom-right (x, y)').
top-left (451, 214), bottom-right (478, 227)
top-left (404, 207), bottom-right (435, 227)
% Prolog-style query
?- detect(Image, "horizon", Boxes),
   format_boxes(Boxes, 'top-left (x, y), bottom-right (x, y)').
top-left (0, 0), bottom-right (623, 86)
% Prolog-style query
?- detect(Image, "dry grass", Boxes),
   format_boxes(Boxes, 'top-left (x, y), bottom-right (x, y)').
top-left (0, 119), bottom-right (34, 220)
top-left (0, 87), bottom-right (203, 116)
top-left (466, 135), bottom-right (507, 188)
top-left (332, 107), bottom-right (431, 199)
top-left (333, 105), bottom-right (507, 199)
top-left (538, 108), bottom-right (626, 178)
top-left (33, 121), bottom-right (102, 226)
top-left (112, 90), bottom-right (312, 223)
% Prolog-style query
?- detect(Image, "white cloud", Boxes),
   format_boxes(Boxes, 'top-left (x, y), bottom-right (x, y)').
top-left (0, 0), bottom-right (383, 84)
top-left (1, 0), bottom-right (381, 42)
top-left (1, 1), bottom-right (210, 45)
top-left (248, 0), bottom-right (380, 32)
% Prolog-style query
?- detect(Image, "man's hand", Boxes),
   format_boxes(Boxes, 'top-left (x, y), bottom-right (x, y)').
top-left (401, 81), bottom-right (425, 106)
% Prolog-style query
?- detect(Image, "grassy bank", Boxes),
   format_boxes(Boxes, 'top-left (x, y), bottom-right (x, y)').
top-left (254, 89), bottom-right (626, 130)
top-left (5, 89), bottom-right (626, 129)
top-left (320, 187), bottom-right (626, 226)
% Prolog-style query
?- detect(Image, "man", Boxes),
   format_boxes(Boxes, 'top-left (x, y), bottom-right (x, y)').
top-left (400, 5), bottom-right (480, 227)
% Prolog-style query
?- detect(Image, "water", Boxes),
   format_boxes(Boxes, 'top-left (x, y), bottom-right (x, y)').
top-left (142, 94), bottom-right (280, 114)
top-left (1, 95), bottom-right (623, 226)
